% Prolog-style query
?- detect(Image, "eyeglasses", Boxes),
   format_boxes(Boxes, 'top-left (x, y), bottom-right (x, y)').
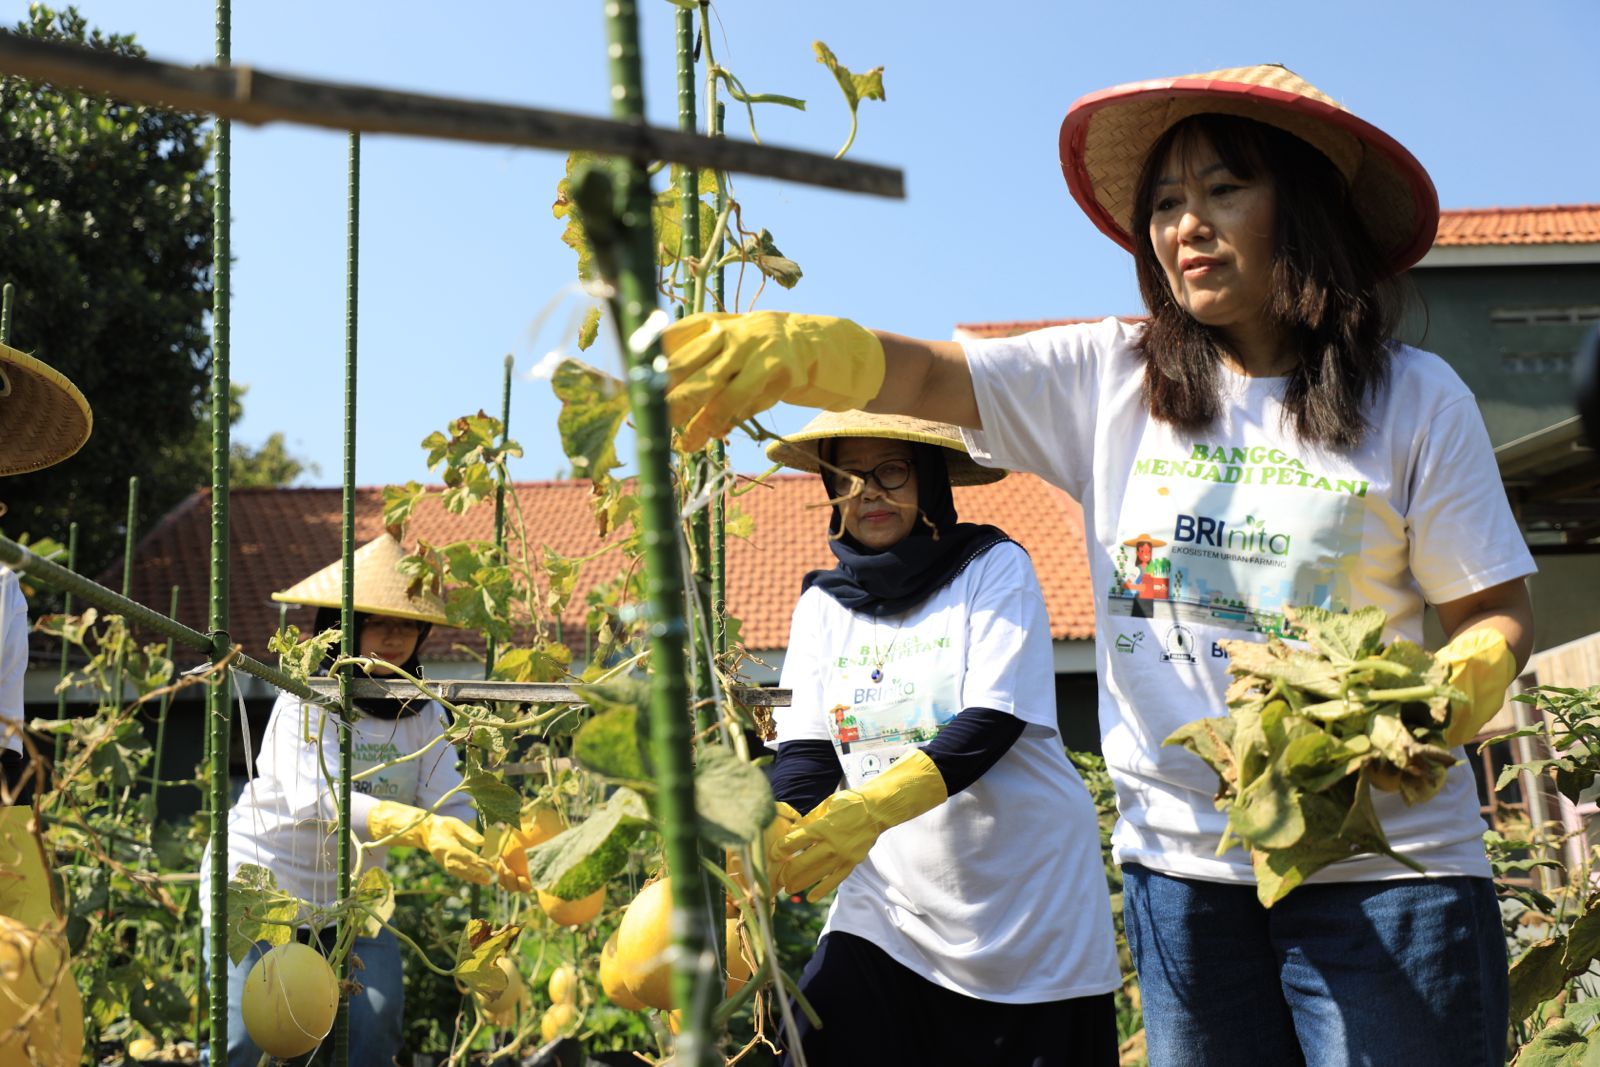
top-left (836, 458), bottom-right (912, 493)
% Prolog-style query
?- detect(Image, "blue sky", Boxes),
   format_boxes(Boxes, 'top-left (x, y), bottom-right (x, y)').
top-left (14, 0), bottom-right (1600, 487)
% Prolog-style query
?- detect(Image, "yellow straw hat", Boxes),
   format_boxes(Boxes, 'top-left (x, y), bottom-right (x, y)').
top-left (1059, 64), bottom-right (1439, 273)
top-left (764, 410), bottom-right (1006, 486)
top-left (0, 343), bottom-right (92, 477)
top-left (272, 532), bottom-right (448, 625)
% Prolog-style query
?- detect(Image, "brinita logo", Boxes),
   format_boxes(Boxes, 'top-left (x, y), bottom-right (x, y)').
top-left (1173, 512), bottom-right (1291, 555)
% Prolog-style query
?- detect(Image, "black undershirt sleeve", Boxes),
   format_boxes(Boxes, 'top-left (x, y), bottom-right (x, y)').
top-left (765, 707), bottom-right (1024, 813)
top-left (919, 706), bottom-right (1025, 796)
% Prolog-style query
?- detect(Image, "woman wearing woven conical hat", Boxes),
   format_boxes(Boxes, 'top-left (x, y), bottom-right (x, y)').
top-left (761, 411), bottom-right (1119, 1066)
top-left (661, 66), bottom-right (1532, 1065)
top-left (0, 342), bottom-right (92, 799)
top-left (200, 533), bottom-right (496, 1067)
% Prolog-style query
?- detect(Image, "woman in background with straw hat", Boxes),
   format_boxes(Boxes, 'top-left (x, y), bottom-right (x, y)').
top-left (201, 533), bottom-right (498, 1067)
top-left (762, 410), bottom-right (1120, 1066)
top-left (0, 342), bottom-right (92, 800)
top-left (660, 66), bottom-right (1533, 1065)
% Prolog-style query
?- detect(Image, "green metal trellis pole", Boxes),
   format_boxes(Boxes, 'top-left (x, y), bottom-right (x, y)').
top-left (53, 523), bottom-right (77, 769)
top-left (708, 102), bottom-right (728, 658)
top-left (582, 2), bottom-right (710, 1061)
top-left (147, 584), bottom-right (181, 816)
top-left (112, 475), bottom-right (138, 711)
top-left (205, 0), bottom-right (234, 1054)
top-left (0, 282), bottom-right (11, 342)
top-left (334, 129), bottom-right (361, 1067)
top-left (486, 353), bottom-right (513, 677)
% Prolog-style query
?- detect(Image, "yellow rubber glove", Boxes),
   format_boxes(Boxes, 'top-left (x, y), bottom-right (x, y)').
top-left (367, 800), bottom-right (495, 885)
top-left (1437, 628), bottom-right (1519, 747)
top-left (661, 311), bottom-right (886, 452)
top-left (772, 751), bottom-right (946, 902)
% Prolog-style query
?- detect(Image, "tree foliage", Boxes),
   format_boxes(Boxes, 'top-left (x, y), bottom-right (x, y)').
top-left (0, 5), bottom-right (214, 573)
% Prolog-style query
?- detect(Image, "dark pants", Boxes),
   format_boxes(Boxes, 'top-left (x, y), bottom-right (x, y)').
top-left (1122, 863), bottom-right (1509, 1067)
top-left (781, 931), bottom-right (1119, 1067)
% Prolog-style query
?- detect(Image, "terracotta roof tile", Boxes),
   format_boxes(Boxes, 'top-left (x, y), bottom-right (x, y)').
top-left (952, 315), bottom-right (1145, 340)
top-left (1434, 204), bottom-right (1600, 247)
top-left (116, 473), bottom-right (1093, 665)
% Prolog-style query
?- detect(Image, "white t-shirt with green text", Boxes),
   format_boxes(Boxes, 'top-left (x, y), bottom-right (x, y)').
top-left (777, 542), bottom-right (1121, 1003)
top-left (203, 691), bottom-right (473, 920)
top-left (961, 318), bottom-right (1535, 884)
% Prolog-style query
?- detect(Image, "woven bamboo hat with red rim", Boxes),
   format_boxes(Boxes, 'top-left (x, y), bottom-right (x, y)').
top-left (272, 532), bottom-right (448, 626)
top-left (1059, 64), bottom-right (1440, 274)
top-left (765, 409), bottom-right (1006, 486)
top-left (0, 343), bottom-right (92, 477)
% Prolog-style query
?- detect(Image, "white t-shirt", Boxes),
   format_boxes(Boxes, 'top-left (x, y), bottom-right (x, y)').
top-left (960, 318), bottom-right (1536, 884)
top-left (0, 566), bottom-right (25, 755)
top-left (201, 691), bottom-right (473, 923)
top-left (776, 542), bottom-right (1121, 1003)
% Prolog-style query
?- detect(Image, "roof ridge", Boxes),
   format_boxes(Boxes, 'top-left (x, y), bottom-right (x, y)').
top-left (1441, 203), bottom-right (1600, 216)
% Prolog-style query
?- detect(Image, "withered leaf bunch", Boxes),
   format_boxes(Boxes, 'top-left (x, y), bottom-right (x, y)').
top-left (1165, 605), bottom-right (1463, 906)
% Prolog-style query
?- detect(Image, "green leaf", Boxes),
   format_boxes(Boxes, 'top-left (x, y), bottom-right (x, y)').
top-left (382, 480), bottom-right (429, 534)
top-left (738, 229), bottom-right (803, 290)
top-left (1510, 938), bottom-right (1572, 1024)
top-left (1163, 716), bottom-right (1238, 795)
top-left (463, 771), bottom-right (524, 826)
top-left (812, 41), bottom-right (885, 113)
top-left (572, 705), bottom-right (653, 786)
top-left (454, 919), bottom-right (521, 1001)
top-left (578, 305), bottom-right (602, 351)
top-left (1287, 604), bottom-right (1387, 663)
top-left (695, 745), bottom-right (776, 847)
top-left (523, 788), bottom-right (653, 899)
top-left (1515, 1020), bottom-right (1589, 1067)
top-left (551, 358), bottom-right (630, 490)
top-left (553, 151), bottom-right (601, 281)
top-left (226, 864), bottom-right (301, 965)
top-left (353, 866), bottom-right (396, 939)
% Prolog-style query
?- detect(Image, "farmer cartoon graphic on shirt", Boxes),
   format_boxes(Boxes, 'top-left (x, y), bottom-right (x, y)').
top-left (1121, 533), bottom-right (1171, 600)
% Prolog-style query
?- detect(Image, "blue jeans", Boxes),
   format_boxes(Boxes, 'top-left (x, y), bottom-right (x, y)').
top-left (204, 926), bottom-right (404, 1067)
top-left (1122, 864), bottom-right (1508, 1067)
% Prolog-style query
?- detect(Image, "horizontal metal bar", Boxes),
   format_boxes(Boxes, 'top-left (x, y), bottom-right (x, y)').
top-left (302, 676), bottom-right (791, 707)
top-left (0, 535), bottom-right (331, 707)
top-left (0, 33), bottom-right (904, 199)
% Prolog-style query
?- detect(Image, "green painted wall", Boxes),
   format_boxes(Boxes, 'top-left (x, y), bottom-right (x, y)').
top-left (1400, 263), bottom-right (1598, 446)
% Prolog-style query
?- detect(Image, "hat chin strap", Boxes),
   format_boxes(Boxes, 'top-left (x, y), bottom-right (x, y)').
top-left (0, 367), bottom-right (10, 397)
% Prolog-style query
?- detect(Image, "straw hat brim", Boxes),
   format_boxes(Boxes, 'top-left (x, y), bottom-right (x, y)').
top-left (764, 410), bottom-right (1006, 486)
top-left (1121, 533), bottom-right (1168, 548)
top-left (0, 344), bottom-right (92, 477)
top-left (1059, 66), bottom-right (1439, 274)
top-left (272, 533), bottom-right (449, 626)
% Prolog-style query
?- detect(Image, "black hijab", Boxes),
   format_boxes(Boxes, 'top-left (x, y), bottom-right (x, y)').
top-left (312, 607), bottom-right (432, 720)
top-left (802, 440), bottom-right (1014, 617)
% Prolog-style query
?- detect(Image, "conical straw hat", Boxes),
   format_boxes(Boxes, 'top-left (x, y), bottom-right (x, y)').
top-left (765, 410), bottom-right (1006, 486)
top-left (0, 343), bottom-right (92, 477)
top-left (1059, 64), bottom-right (1439, 273)
top-left (272, 533), bottom-right (448, 625)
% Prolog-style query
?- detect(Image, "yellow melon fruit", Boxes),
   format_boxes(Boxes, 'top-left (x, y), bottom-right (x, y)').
top-left (0, 916), bottom-right (83, 1067)
top-left (540, 1001), bottom-right (578, 1043)
top-left (599, 932), bottom-right (646, 1011)
top-left (241, 942), bottom-right (339, 1060)
top-left (615, 877), bottom-right (674, 1010)
top-left (538, 886), bottom-right (604, 927)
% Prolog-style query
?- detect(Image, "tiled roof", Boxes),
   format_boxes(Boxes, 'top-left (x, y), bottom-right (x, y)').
top-left (1434, 204), bottom-right (1600, 247)
top-left (113, 473), bottom-right (1093, 665)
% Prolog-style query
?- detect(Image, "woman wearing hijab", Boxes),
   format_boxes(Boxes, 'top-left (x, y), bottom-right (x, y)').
top-left (763, 411), bottom-right (1120, 1067)
top-left (660, 64), bottom-right (1531, 1067)
top-left (202, 533), bottom-right (497, 1067)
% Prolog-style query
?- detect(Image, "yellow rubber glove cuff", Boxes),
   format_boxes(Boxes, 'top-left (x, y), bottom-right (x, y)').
top-left (726, 802), bottom-right (800, 914)
top-left (1437, 628), bottom-right (1518, 748)
top-left (661, 311), bottom-right (886, 453)
top-left (772, 750), bottom-right (946, 902)
top-left (367, 800), bottom-right (495, 886)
